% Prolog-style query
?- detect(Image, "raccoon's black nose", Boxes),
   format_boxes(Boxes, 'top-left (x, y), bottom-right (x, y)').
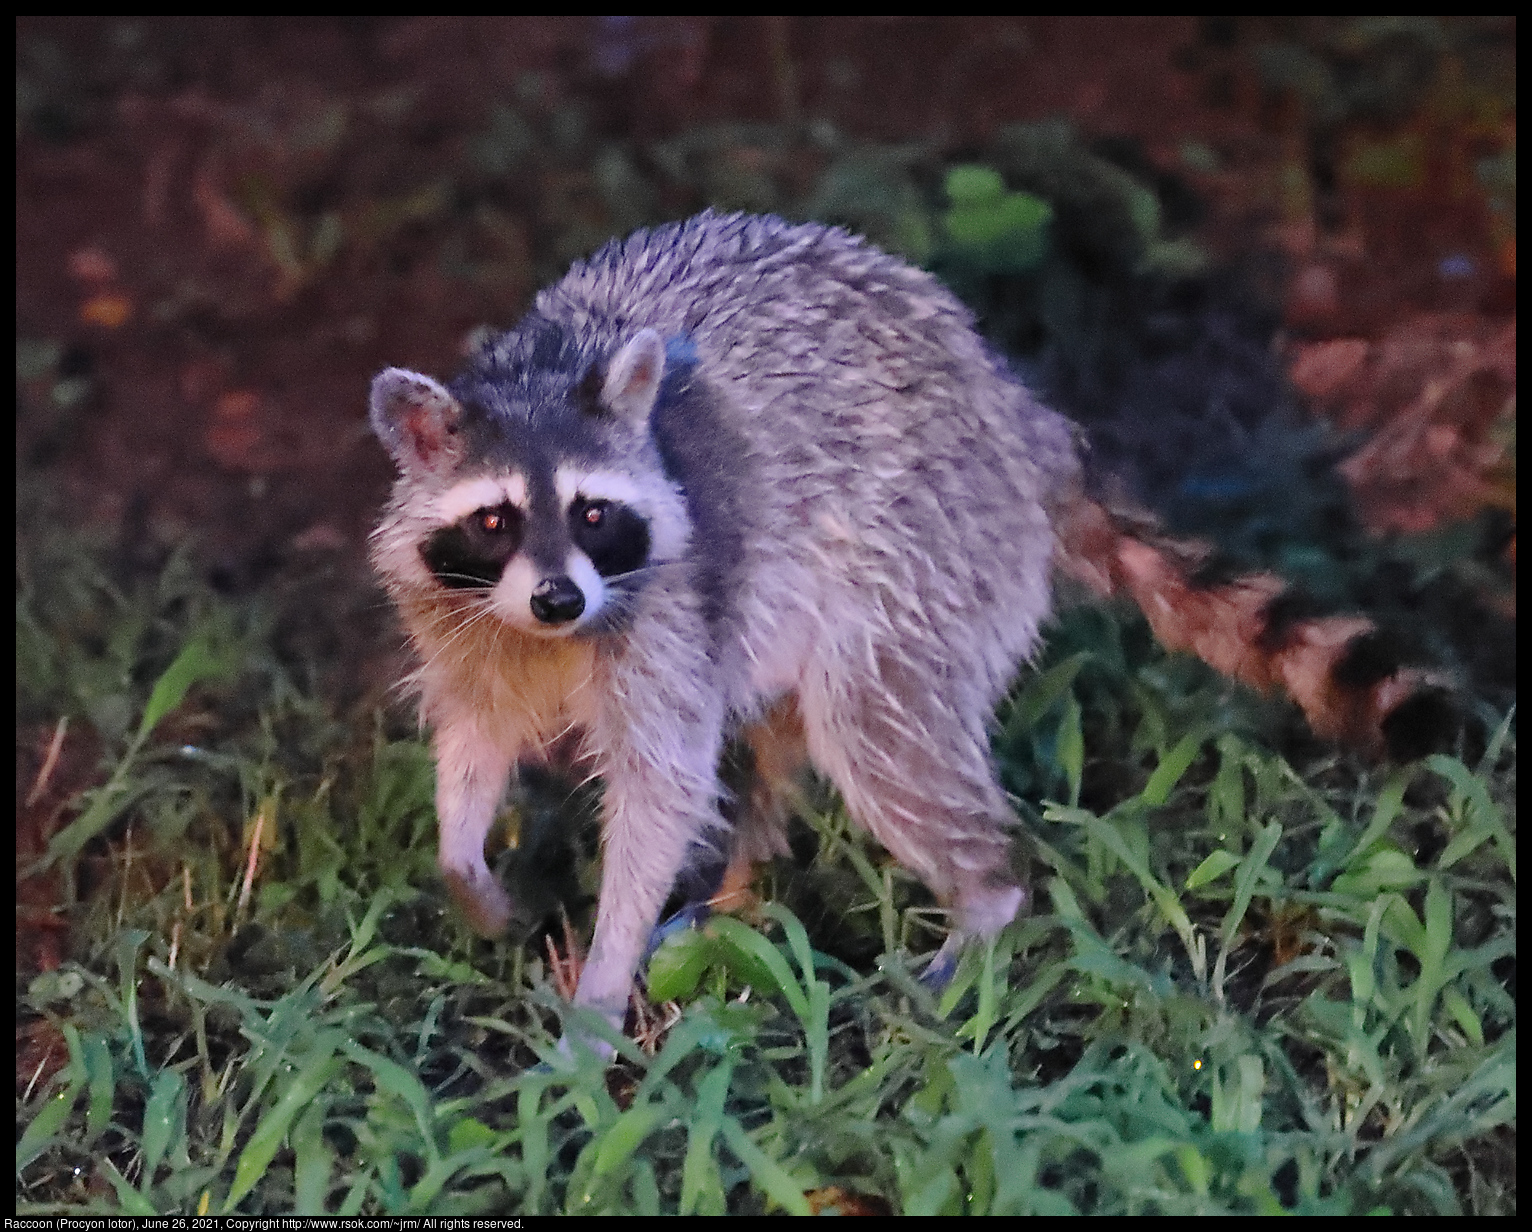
top-left (530, 576), bottom-right (586, 625)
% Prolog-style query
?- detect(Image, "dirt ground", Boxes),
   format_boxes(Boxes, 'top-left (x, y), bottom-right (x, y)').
top-left (18, 17), bottom-right (1512, 587)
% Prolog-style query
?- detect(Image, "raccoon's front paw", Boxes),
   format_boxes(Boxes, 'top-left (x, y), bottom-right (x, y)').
top-left (917, 939), bottom-right (963, 992)
top-left (554, 1029), bottom-right (616, 1065)
top-left (440, 861), bottom-right (513, 936)
top-left (554, 997), bottom-right (628, 1065)
top-left (644, 901), bottom-right (712, 959)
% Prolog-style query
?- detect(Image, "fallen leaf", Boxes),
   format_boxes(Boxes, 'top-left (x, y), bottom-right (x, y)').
top-left (79, 293), bottom-right (133, 329)
top-left (1290, 338), bottom-right (1370, 402)
top-left (214, 390), bottom-right (262, 422)
top-left (290, 522), bottom-right (347, 552)
top-left (67, 246), bottom-right (118, 284)
top-left (204, 421), bottom-right (264, 470)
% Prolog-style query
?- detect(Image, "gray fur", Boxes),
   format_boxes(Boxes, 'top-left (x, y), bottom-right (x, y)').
top-left (370, 212), bottom-right (1080, 1041)
top-left (602, 328), bottom-right (667, 423)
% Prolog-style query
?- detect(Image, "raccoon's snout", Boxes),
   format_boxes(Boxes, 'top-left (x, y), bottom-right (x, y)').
top-left (530, 576), bottom-right (586, 625)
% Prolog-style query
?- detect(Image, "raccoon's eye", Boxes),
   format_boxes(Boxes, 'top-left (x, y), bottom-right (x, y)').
top-left (479, 509), bottom-right (510, 534)
top-left (570, 497), bottom-right (650, 579)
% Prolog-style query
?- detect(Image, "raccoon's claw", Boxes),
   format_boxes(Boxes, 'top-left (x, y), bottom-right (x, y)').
top-left (644, 901), bottom-right (712, 960)
top-left (440, 863), bottom-right (513, 937)
top-left (917, 948), bottom-right (961, 992)
top-left (528, 1030), bottom-right (614, 1074)
top-left (917, 930), bottom-right (972, 992)
top-left (553, 1031), bottom-right (615, 1065)
top-left (554, 996), bottom-right (628, 1065)
top-left (917, 884), bottom-right (1026, 991)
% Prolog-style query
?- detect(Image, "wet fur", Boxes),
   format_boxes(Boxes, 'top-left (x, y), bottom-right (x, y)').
top-left (370, 211), bottom-right (1446, 1044)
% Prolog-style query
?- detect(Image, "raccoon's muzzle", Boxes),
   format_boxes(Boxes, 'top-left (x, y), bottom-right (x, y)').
top-left (530, 575), bottom-right (587, 625)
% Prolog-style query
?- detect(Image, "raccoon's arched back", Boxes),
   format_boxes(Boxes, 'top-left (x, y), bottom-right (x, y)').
top-left (537, 212), bottom-right (997, 383)
top-left (535, 212), bottom-right (1451, 760)
top-left (535, 211), bottom-right (1078, 542)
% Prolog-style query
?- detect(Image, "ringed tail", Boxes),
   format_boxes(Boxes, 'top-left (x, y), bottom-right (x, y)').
top-left (1056, 494), bottom-right (1455, 761)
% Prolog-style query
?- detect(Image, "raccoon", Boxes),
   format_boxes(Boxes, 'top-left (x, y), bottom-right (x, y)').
top-left (369, 212), bottom-right (1442, 1041)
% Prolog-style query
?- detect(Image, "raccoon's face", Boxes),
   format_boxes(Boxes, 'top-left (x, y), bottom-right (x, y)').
top-left (370, 328), bottom-right (689, 638)
top-left (414, 464), bottom-right (662, 637)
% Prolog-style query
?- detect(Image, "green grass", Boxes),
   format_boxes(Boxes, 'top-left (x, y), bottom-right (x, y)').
top-left (15, 514), bottom-right (1514, 1215)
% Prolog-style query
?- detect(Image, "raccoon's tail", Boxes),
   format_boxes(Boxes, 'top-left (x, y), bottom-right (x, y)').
top-left (1055, 494), bottom-right (1455, 760)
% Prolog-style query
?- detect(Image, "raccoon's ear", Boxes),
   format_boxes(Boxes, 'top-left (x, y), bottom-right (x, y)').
top-left (370, 368), bottom-right (465, 475)
top-left (600, 329), bottom-right (666, 426)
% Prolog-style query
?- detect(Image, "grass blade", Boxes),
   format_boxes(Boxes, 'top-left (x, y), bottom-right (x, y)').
top-left (224, 1035), bottom-right (345, 1212)
top-left (719, 1117), bottom-right (811, 1216)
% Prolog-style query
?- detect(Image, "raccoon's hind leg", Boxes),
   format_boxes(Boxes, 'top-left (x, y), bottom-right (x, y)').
top-left (722, 696), bottom-right (810, 898)
top-left (798, 654), bottom-right (1025, 985)
top-left (645, 698), bottom-right (809, 954)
